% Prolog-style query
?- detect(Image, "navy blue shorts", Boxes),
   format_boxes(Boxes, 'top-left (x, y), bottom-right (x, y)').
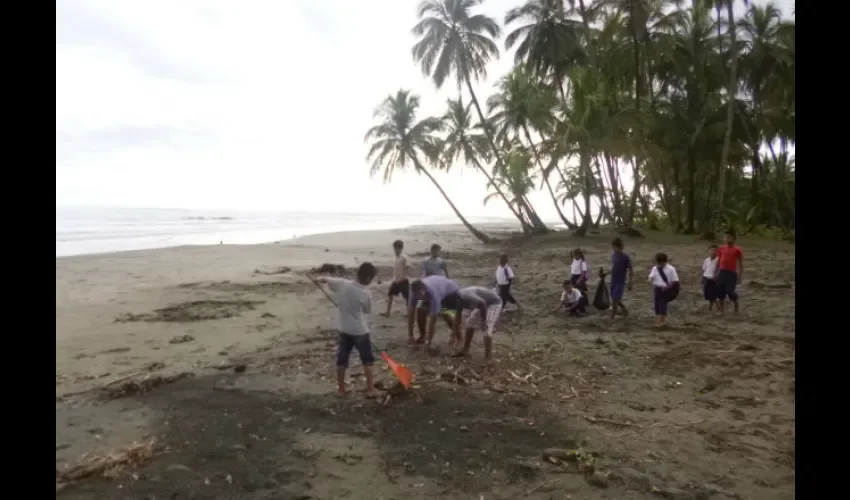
top-left (336, 333), bottom-right (375, 368)
top-left (611, 282), bottom-right (626, 301)
top-left (653, 287), bottom-right (669, 315)
top-left (716, 270), bottom-right (739, 301)
top-left (702, 277), bottom-right (718, 301)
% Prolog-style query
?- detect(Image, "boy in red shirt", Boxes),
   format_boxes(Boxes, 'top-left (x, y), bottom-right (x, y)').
top-left (715, 230), bottom-right (744, 313)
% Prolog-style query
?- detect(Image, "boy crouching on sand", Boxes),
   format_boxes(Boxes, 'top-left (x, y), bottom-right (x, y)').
top-left (314, 263), bottom-right (378, 398)
top-left (552, 280), bottom-right (588, 316)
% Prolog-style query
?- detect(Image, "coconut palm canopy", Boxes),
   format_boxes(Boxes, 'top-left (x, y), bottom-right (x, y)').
top-left (364, 0), bottom-right (795, 242)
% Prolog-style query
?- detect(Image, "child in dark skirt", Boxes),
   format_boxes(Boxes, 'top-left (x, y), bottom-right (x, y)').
top-left (648, 253), bottom-right (679, 327)
top-left (701, 244), bottom-right (719, 310)
top-left (495, 254), bottom-right (522, 311)
top-left (569, 248), bottom-right (590, 294)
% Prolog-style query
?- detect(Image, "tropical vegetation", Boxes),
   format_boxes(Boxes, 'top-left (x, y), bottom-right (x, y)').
top-left (364, 0), bottom-right (795, 242)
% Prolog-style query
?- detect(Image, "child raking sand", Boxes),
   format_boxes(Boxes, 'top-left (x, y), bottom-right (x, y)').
top-left (313, 263), bottom-right (378, 398)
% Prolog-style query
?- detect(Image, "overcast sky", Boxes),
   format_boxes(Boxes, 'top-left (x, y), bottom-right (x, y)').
top-left (56, 0), bottom-right (793, 218)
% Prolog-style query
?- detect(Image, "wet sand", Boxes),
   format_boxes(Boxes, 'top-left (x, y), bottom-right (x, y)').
top-left (56, 226), bottom-right (795, 500)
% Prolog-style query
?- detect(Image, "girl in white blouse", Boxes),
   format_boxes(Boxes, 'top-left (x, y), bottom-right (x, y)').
top-left (648, 252), bottom-right (680, 327)
top-left (569, 248), bottom-right (590, 294)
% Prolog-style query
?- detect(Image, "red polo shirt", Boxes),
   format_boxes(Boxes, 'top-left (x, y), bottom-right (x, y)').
top-left (717, 245), bottom-right (743, 272)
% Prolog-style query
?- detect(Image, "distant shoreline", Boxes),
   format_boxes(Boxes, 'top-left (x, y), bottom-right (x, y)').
top-left (56, 206), bottom-right (519, 259)
top-left (55, 221), bottom-right (522, 260)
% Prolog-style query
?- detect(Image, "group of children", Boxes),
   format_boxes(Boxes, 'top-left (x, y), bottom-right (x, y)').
top-left (314, 231), bottom-right (744, 397)
top-left (552, 231), bottom-right (744, 326)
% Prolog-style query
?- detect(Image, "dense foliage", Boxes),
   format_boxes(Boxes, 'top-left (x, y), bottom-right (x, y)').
top-left (365, 0), bottom-right (795, 241)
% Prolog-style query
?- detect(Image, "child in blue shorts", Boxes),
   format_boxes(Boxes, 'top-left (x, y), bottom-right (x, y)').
top-left (609, 238), bottom-right (633, 318)
top-left (314, 263), bottom-right (378, 398)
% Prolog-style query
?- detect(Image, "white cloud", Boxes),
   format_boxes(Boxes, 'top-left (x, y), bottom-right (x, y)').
top-left (55, 0), bottom-right (793, 217)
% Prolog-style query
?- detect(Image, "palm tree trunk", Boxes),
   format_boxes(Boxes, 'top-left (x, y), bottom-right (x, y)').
top-left (463, 75), bottom-right (548, 233)
top-left (411, 158), bottom-right (491, 244)
top-left (717, 1), bottom-right (739, 228)
top-left (521, 125), bottom-right (577, 230)
top-left (469, 156), bottom-right (530, 231)
top-left (575, 148), bottom-right (594, 236)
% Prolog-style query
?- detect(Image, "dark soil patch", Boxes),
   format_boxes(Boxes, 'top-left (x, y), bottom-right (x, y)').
top-left (100, 373), bottom-right (195, 400)
top-left (252, 266), bottom-right (291, 276)
top-left (57, 373), bottom-right (588, 500)
top-left (177, 280), bottom-right (314, 296)
top-left (115, 300), bottom-right (263, 323)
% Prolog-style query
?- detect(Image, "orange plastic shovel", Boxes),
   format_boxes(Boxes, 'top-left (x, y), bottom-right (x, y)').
top-left (308, 275), bottom-right (413, 389)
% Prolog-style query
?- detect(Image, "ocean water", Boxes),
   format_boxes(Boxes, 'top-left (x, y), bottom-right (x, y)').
top-left (56, 207), bottom-right (512, 257)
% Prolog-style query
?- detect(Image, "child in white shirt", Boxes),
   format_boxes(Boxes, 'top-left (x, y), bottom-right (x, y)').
top-left (552, 280), bottom-right (587, 316)
top-left (569, 248), bottom-right (590, 294)
top-left (495, 254), bottom-right (521, 311)
top-left (701, 244), bottom-right (719, 310)
top-left (648, 252), bottom-right (680, 327)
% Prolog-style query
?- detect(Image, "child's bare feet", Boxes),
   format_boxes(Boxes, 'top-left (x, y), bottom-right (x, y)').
top-left (338, 387), bottom-right (348, 397)
top-left (380, 312), bottom-right (391, 317)
top-left (365, 389), bottom-right (379, 399)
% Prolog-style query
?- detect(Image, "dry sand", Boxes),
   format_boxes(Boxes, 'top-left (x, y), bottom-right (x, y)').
top-left (56, 225), bottom-right (795, 500)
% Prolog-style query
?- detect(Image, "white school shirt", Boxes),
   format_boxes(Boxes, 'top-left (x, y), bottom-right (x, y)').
top-left (648, 265), bottom-right (679, 288)
top-left (702, 257), bottom-right (718, 279)
top-left (495, 265), bottom-right (515, 285)
top-left (570, 259), bottom-right (589, 276)
top-left (560, 289), bottom-right (582, 305)
top-left (393, 253), bottom-right (410, 282)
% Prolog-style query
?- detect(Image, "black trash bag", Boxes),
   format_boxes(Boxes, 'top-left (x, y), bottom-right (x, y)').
top-left (593, 267), bottom-right (611, 310)
top-left (656, 265), bottom-right (680, 301)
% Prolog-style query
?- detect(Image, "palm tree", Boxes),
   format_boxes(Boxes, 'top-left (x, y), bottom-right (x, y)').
top-left (484, 146), bottom-right (538, 226)
top-left (411, 0), bottom-right (550, 233)
top-left (715, 0), bottom-right (749, 228)
top-left (504, 0), bottom-right (585, 102)
top-left (364, 89), bottom-right (491, 243)
top-left (441, 98), bottom-right (544, 232)
top-left (487, 68), bottom-right (578, 229)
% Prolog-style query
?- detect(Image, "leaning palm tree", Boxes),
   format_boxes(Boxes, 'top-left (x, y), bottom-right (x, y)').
top-left (411, 0), bottom-right (548, 233)
top-left (487, 68), bottom-right (577, 229)
top-left (364, 89), bottom-right (491, 243)
top-left (441, 98), bottom-right (540, 232)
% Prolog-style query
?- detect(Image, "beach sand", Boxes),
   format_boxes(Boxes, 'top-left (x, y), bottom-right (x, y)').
top-left (56, 225), bottom-right (794, 500)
